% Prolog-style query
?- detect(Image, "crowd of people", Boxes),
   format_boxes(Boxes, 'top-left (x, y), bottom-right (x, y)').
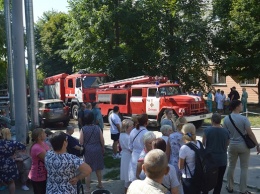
top-left (0, 99), bottom-right (259, 194)
top-left (206, 87), bottom-right (248, 113)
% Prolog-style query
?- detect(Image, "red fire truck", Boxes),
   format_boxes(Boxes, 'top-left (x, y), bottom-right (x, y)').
top-left (96, 75), bottom-right (212, 128)
top-left (43, 71), bottom-right (107, 118)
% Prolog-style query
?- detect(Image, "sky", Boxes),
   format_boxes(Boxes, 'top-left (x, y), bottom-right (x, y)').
top-left (33, 0), bottom-right (69, 22)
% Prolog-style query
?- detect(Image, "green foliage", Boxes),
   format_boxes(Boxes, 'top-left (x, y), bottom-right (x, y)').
top-left (35, 11), bottom-right (74, 77)
top-left (66, 0), bottom-right (212, 90)
top-left (212, 0), bottom-right (260, 80)
top-left (0, 10), bottom-right (7, 85)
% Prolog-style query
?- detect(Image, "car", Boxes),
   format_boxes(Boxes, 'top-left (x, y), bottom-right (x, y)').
top-left (38, 99), bottom-right (70, 127)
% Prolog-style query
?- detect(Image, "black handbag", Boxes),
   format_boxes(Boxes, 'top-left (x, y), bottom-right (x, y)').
top-left (229, 115), bottom-right (255, 149)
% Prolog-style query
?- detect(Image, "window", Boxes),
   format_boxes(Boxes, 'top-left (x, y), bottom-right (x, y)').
top-left (240, 79), bottom-right (257, 85)
top-left (76, 78), bottom-right (81, 88)
top-left (148, 88), bottom-right (157, 97)
top-left (212, 70), bottom-right (226, 84)
top-left (68, 79), bottom-right (73, 88)
top-left (132, 89), bottom-right (142, 96)
top-left (112, 94), bottom-right (127, 105)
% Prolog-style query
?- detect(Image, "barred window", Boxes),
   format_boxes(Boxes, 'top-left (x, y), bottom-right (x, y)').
top-left (212, 70), bottom-right (226, 84)
top-left (240, 78), bottom-right (257, 85)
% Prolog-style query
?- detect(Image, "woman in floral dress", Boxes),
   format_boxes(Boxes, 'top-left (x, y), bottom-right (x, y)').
top-left (0, 128), bottom-right (26, 194)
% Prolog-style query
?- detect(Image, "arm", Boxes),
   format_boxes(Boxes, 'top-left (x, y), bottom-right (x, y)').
top-left (202, 134), bottom-right (206, 146)
top-left (79, 130), bottom-right (84, 145)
top-left (116, 124), bottom-right (121, 133)
top-left (37, 151), bottom-right (46, 161)
top-left (166, 140), bottom-right (171, 162)
top-left (178, 158), bottom-right (185, 171)
top-left (246, 127), bottom-right (260, 154)
top-left (171, 187), bottom-right (179, 194)
top-left (100, 129), bottom-right (105, 154)
top-left (69, 163), bottom-right (92, 185)
top-left (136, 161), bottom-right (143, 179)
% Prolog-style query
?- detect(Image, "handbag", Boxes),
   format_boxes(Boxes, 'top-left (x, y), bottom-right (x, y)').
top-left (229, 115), bottom-right (255, 149)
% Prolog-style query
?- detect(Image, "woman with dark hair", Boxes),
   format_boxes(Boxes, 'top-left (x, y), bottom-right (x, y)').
top-left (79, 112), bottom-right (105, 193)
top-left (128, 114), bottom-right (148, 182)
top-left (45, 132), bottom-right (91, 194)
top-left (0, 128), bottom-right (26, 194)
top-left (29, 128), bottom-right (50, 194)
top-left (223, 100), bottom-right (259, 194)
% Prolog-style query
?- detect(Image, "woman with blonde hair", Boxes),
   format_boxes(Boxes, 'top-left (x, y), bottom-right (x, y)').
top-left (178, 123), bottom-right (202, 194)
top-left (119, 119), bottom-right (134, 193)
top-left (0, 128), bottom-right (26, 194)
top-left (166, 117), bottom-right (187, 179)
top-left (29, 128), bottom-right (50, 194)
top-left (128, 114), bottom-right (148, 182)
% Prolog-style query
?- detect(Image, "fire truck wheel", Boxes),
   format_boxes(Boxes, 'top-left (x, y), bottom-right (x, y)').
top-left (72, 105), bottom-right (79, 120)
top-left (192, 120), bottom-right (204, 129)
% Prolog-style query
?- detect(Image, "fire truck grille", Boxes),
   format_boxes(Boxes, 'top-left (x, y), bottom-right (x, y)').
top-left (189, 103), bottom-right (204, 114)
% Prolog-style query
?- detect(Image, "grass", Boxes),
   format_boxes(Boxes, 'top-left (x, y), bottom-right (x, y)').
top-left (103, 169), bottom-right (120, 180)
top-left (102, 148), bottom-right (121, 180)
top-left (103, 149), bottom-right (120, 169)
top-left (203, 114), bottom-right (260, 127)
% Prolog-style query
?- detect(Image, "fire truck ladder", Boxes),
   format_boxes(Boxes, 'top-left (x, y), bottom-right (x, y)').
top-left (99, 75), bottom-right (160, 88)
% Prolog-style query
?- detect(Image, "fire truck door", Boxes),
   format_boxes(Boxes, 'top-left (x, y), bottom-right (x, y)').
top-left (146, 88), bottom-right (160, 116)
top-left (75, 78), bottom-right (83, 103)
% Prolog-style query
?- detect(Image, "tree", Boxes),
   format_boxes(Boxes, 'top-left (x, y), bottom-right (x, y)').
top-left (212, 0), bottom-right (260, 102)
top-left (66, 0), bottom-right (212, 90)
top-left (0, 0), bottom-right (7, 85)
top-left (35, 11), bottom-right (74, 77)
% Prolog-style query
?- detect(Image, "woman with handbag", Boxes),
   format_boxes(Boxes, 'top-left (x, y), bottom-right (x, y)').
top-left (79, 112), bottom-right (105, 193)
top-left (223, 100), bottom-right (260, 194)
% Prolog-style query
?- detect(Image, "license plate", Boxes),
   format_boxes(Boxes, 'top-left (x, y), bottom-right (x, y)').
top-left (200, 114), bottom-right (206, 118)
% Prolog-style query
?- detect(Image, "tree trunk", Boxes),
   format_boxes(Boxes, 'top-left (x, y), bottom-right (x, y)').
top-left (258, 78), bottom-right (260, 105)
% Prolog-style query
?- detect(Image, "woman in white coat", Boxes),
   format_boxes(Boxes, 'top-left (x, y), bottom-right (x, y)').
top-left (128, 114), bottom-right (148, 182)
top-left (119, 119), bottom-right (134, 193)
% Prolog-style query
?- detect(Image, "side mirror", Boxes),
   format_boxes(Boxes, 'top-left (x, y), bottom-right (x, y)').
top-left (156, 91), bottom-right (159, 98)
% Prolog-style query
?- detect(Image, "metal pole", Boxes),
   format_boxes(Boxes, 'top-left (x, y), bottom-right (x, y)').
top-left (4, 0), bottom-right (15, 122)
top-left (24, 0), bottom-right (39, 128)
top-left (12, 0), bottom-right (28, 143)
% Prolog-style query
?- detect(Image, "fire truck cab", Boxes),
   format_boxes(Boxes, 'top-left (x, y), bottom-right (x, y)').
top-left (97, 75), bottom-right (212, 128)
top-left (44, 71), bottom-right (106, 119)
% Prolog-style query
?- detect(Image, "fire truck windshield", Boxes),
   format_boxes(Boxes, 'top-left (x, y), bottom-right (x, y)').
top-left (82, 76), bottom-right (103, 88)
top-left (159, 86), bottom-right (181, 96)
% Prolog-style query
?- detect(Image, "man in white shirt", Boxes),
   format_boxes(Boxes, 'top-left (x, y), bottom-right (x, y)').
top-left (109, 106), bottom-right (122, 159)
top-left (127, 149), bottom-right (169, 194)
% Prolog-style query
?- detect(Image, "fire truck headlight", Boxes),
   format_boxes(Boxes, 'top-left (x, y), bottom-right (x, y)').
top-left (179, 108), bottom-right (185, 114)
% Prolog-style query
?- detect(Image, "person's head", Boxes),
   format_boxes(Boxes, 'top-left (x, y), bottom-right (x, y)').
top-left (229, 100), bottom-right (242, 112)
top-left (232, 86), bottom-right (236, 91)
top-left (86, 103), bottom-right (92, 110)
top-left (182, 123), bottom-right (196, 142)
top-left (175, 117), bottom-right (187, 131)
top-left (217, 89), bottom-right (220, 93)
top-left (121, 119), bottom-right (134, 134)
top-left (113, 106), bottom-right (119, 113)
top-left (32, 128), bottom-right (46, 143)
top-left (152, 138), bottom-right (166, 152)
top-left (83, 112), bottom-right (94, 125)
top-left (160, 125), bottom-right (173, 136)
top-left (142, 149), bottom-right (169, 181)
top-left (45, 128), bottom-right (53, 137)
top-left (136, 114), bottom-right (148, 129)
top-left (92, 102), bottom-right (99, 108)
top-left (164, 109), bottom-right (173, 119)
top-left (131, 115), bottom-right (138, 127)
top-left (242, 87), bottom-right (246, 92)
top-left (211, 113), bottom-right (221, 125)
top-left (1, 128), bottom-right (11, 140)
top-left (66, 125), bottom-right (75, 135)
top-left (50, 132), bottom-right (67, 151)
top-left (143, 131), bottom-right (156, 152)
top-left (221, 90), bottom-right (224, 95)
top-left (81, 103), bottom-right (86, 110)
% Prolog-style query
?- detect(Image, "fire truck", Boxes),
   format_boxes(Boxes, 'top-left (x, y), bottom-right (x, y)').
top-left (43, 71), bottom-right (107, 119)
top-left (97, 75), bottom-right (212, 128)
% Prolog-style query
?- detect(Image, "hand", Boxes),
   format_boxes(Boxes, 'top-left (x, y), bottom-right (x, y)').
top-left (69, 177), bottom-right (78, 185)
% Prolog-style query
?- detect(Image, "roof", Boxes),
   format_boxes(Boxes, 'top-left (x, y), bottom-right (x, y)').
top-left (38, 99), bottom-right (63, 103)
top-left (131, 83), bottom-right (180, 88)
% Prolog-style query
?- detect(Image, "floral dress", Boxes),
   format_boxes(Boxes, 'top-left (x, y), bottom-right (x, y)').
top-left (0, 139), bottom-right (26, 183)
